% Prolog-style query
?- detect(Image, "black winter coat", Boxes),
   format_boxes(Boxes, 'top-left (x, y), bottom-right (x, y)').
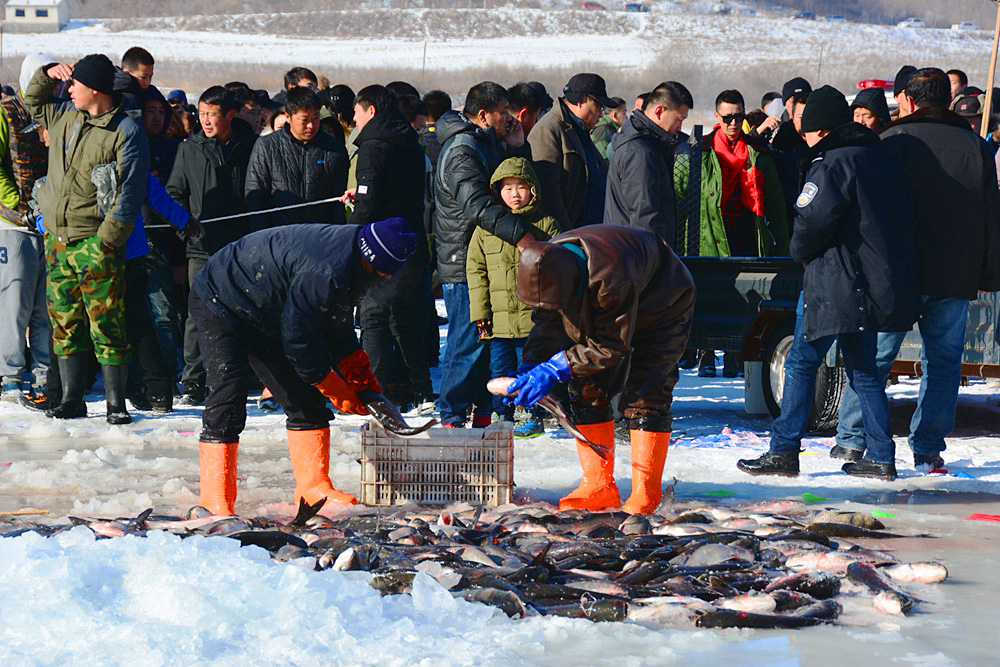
top-left (191, 223), bottom-right (365, 384)
top-left (604, 111), bottom-right (682, 243)
top-left (351, 107), bottom-right (426, 240)
top-left (791, 122), bottom-right (920, 341)
top-left (769, 120), bottom-right (808, 226)
top-left (166, 118), bottom-right (258, 258)
top-left (433, 110), bottom-right (530, 284)
top-left (244, 125), bottom-right (348, 231)
top-left (880, 108), bottom-right (1000, 297)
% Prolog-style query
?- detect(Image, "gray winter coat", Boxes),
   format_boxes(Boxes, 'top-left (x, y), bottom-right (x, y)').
top-left (604, 111), bottom-right (682, 244)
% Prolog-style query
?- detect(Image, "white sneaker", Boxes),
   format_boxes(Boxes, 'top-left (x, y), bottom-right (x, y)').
top-left (1, 383), bottom-right (23, 403)
top-left (405, 393), bottom-right (436, 416)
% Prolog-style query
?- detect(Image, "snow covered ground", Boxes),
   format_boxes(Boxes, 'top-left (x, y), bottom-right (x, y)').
top-left (1, 356), bottom-right (998, 665)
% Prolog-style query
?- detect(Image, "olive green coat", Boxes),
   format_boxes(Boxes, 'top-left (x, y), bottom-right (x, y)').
top-left (23, 66), bottom-right (149, 247)
top-left (467, 157), bottom-right (560, 339)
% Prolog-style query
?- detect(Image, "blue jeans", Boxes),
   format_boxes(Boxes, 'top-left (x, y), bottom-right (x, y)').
top-left (837, 296), bottom-right (968, 459)
top-left (771, 293), bottom-right (895, 464)
top-left (489, 337), bottom-right (525, 416)
top-left (438, 283), bottom-right (491, 425)
top-left (146, 260), bottom-right (182, 382)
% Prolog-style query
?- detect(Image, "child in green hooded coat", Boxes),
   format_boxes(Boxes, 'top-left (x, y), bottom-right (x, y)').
top-left (467, 157), bottom-right (560, 437)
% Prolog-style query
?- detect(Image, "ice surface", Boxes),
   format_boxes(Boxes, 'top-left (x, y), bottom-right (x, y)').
top-left (2, 329), bottom-right (999, 664)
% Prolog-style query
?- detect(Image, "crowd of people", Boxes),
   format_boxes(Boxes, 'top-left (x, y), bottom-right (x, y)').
top-left (1, 45), bottom-right (998, 513)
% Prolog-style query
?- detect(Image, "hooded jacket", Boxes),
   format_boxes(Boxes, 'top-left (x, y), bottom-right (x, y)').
top-left (604, 110), bottom-right (683, 244)
top-left (880, 107), bottom-right (1000, 297)
top-left (351, 106), bottom-right (426, 240)
top-left (699, 128), bottom-right (789, 257)
top-left (166, 117), bottom-right (257, 258)
top-left (192, 223), bottom-right (365, 385)
top-left (791, 122), bottom-right (920, 341)
top-left (467, 158), bottom-right (561, 338)
top-left (519, 225), bottom-right (695, 394)
top-left (244, 124), bottom-right (348, 231)
top-left (433, 110), bottom-right (530, 284)
top-left (24, 65), bottom-right (150, 248)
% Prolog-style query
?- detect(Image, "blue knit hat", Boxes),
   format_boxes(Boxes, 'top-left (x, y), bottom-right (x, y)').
top-left (357, 218), bottom-right (418, 275)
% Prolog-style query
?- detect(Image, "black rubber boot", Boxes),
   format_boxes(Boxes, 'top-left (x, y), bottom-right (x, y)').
top-left (102, 364), bottom-right (132, 425)
top-left (46, 354), bottom-right (88, 419)
top-left (842, 459), bottom-right (897, 481)
top-left (829, 445), bottom-right (864, 462)
top-left (737, 452), bottom-right (800, 477)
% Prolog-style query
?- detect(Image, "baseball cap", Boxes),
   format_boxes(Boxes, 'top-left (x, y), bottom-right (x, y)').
top-left (563, 73), bottom-right (616, 108)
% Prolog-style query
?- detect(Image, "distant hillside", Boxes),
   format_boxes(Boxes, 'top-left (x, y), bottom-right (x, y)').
top-left (66, 0), bottom-right (1000, 28)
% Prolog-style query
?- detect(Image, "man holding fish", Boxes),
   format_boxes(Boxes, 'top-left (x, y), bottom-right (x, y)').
top-left (493, 225), bottom-right (696, 515)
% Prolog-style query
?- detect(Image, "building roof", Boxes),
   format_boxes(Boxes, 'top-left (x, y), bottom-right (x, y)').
top-left (6, 0), bottom-right (66, 8)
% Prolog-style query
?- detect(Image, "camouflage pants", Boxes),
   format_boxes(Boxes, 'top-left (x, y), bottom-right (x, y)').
top-left (45, 235), bottom-right (129, 365)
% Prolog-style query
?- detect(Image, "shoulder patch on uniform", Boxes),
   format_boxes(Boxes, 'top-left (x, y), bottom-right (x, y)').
top-left (796, 182), bottom-right (819, 208)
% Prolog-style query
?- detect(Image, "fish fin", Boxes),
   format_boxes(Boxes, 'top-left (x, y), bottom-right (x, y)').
top-left (291, 497), bottom-right (327, 527)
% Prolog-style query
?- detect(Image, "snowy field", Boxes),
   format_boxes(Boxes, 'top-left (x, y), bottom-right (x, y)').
top-left (0, 11), bottom-right (995, 107)
top-left (1, 355), bottom-right (998, 665)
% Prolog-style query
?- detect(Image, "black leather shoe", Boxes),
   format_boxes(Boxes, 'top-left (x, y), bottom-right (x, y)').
top-left (737, 452), bottom-right (800, 476)
top-left (830, 445), bottom-right (864, 462)
top-left (913, 453), bottom-right (945, 470)
top-left (842, 459), bottom-right (897, 481)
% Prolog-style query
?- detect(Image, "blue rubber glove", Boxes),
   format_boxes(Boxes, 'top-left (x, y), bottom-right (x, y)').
top-left (507, 351), bottom-right (571, 408)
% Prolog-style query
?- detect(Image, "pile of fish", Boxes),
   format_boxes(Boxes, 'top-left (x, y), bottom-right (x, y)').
top-left (0, 498), bottom-right (948, 629)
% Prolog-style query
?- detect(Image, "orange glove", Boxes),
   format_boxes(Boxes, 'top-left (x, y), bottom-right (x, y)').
top-left (314, 370), bottom-right (369, 416)
top-left (337, 349), bottom-right (381, 393)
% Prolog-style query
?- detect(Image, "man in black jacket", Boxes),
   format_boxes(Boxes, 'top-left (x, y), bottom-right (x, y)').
top-left (738, 86), bottom-right (920, 481)
top-left (190, 219), bottom-right (417, 515)
top-left (834, 68), bottom-right (1000, 470)
top-left (604, 81), bottom-right (692, 245)
top-left (167, 86), bottom-right (257, 405)
top-left (345, 85), bottom-right (434, 413)
top-left (434, 81), bottom-right (535, 427)
top-left (244, 87), bottom-right (348, 230)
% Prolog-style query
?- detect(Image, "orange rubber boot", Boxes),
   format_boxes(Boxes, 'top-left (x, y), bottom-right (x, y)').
top-left (622, 430), bottom-right (671, 515)
top-left (287, 428), bottom-right (358, 506)
top-left (199, 441), bottom-right (239, 515)
top-left (558, 421), bottom-right (620, 511)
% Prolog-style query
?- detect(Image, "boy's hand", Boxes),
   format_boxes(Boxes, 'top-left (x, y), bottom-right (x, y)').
top-left (475, 318), bottom-right (492, 341)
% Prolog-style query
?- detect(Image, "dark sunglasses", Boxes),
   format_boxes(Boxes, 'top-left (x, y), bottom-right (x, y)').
top-left (719, 113), bottom-right (745, 125)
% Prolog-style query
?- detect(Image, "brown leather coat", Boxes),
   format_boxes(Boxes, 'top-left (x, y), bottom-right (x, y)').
top-left (519, 225), bottom-right (696, 427)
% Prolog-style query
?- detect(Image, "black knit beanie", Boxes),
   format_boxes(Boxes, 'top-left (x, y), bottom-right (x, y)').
top-left (800, 85), bottom-right (852, 133)
top-left (72, 54), bottom-right (116, 96)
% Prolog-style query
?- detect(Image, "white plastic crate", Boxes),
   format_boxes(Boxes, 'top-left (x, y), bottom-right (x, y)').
top-left (359, 422), bottom-right (514, 507)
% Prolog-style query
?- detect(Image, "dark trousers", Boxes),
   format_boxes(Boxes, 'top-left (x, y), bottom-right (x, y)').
top-left (360, 252), bottom-right (432, 396)
top-left (125, 258), bottom-right (173, 399)
top-left (189, 291), bottom-right (333, 442)
top-left (181, 255), bottom-right (207, 387)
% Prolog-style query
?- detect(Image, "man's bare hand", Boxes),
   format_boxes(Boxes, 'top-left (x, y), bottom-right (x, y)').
top-left (47, 64), bottom-right (74, 82)
top-left (756, 115), bottom-right (781, 135)
top-left (184, 217), bottom-right (206, 239)
top-left (339, 188), bottom-right (357, 209)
